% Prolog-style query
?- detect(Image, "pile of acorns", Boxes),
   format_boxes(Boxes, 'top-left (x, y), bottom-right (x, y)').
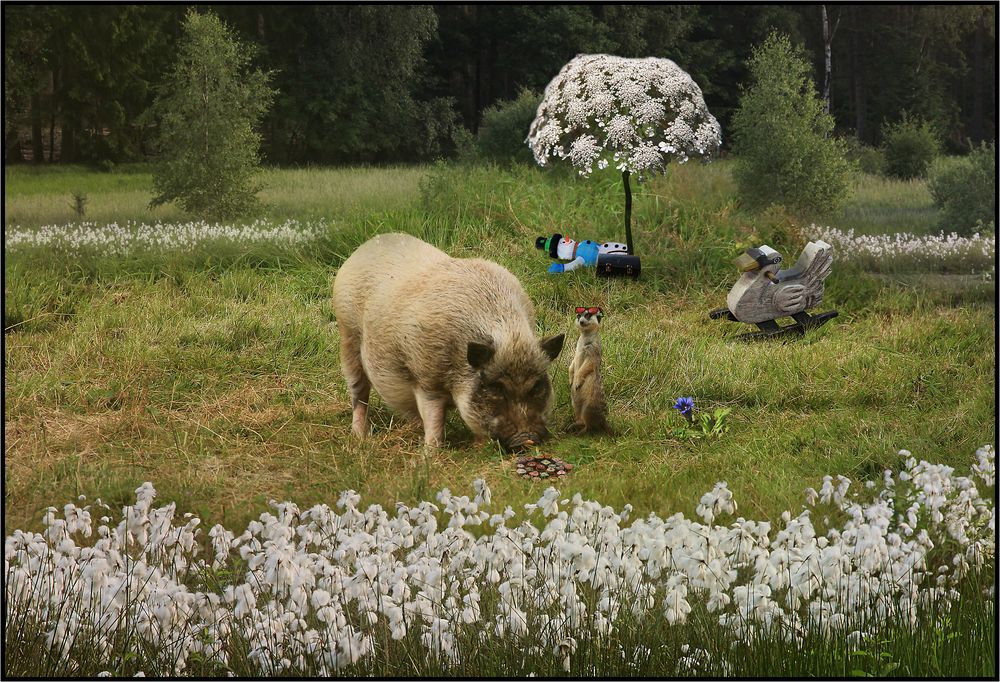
top-left (515, 456), bottom-right (573, 480)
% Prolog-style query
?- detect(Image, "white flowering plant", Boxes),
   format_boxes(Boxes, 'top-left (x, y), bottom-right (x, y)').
top-left (4, 219), bottom-right (330, 259)
top-left (527, 54), bottom-right (722, 253)
top-left (810, 225), bottom-right (995, 280)
top-left (5, 446), bottom-right (994, 677)
top-left (528, 54), bottom-right (722, 179)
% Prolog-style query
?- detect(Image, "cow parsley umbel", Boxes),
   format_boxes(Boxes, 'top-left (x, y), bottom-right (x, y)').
top-left (527, 54), bottom-right (721, 253)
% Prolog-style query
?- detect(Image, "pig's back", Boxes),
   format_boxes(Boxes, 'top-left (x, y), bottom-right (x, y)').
top-left (337, 233), bottom-right (536, 393)
top-left (333, 233), bottom-right (449, 335)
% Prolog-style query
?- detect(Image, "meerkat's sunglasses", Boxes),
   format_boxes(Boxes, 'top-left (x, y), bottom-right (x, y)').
top-left (575, 307), bottom-right (602, 315)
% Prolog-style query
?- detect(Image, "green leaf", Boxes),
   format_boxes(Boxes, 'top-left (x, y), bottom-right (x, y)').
top-left (880, 662), bottom-right (899, 675)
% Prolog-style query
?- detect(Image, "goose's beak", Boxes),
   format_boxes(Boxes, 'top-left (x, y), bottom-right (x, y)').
top-left (734, 253), bottom-right (760, 271)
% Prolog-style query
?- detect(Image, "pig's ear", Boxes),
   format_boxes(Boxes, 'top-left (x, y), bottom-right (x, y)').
top-left (467, 341), bottom-right (495, 369)
top-left (539, 333), bottom-right (565, 362)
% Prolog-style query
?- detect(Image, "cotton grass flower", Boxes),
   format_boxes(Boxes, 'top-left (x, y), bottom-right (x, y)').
top-left (5, 218), bottom-right (330, 258)
top-left (4, 446), bottom-right (994, 675)
top-left (810, 225), bottom-right (995, 278)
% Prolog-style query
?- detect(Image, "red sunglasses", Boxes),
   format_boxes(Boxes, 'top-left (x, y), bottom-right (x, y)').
top-left (575, 307), bottom-right (602, 315)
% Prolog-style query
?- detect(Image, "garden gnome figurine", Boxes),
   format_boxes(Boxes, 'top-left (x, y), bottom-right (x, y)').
top-left (536, 233), bottom-right (629, 273)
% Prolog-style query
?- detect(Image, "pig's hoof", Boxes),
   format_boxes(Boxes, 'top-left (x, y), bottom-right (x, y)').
top-left (351, 409), bottom-right (368, 437)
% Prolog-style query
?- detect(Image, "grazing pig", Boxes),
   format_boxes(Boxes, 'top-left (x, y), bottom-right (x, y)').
top-left (333, 233), bottom-right (564, 450)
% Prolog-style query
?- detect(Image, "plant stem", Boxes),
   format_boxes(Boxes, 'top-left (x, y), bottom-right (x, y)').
top-left (623, 171), bottom-right (633, 254)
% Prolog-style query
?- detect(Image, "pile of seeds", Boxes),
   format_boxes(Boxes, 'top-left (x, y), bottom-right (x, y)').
top-left (515, 456), bottom-right (573, 480)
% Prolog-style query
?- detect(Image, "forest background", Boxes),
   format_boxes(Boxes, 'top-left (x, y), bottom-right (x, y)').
top-left (4, 4), bottom-right (996, 166)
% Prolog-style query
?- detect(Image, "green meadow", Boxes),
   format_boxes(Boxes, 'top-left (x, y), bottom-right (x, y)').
top-left (4, 161), bottom-right (994, 534)
top-left (3, 160), bottom-right (996, 677)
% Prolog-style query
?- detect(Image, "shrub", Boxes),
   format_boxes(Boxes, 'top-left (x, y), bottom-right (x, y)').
top-left (476, 88), bottom-right (542, 164)
top-left (841, 135), bottom-right (885, 176)
top-left (147, 10), bottom-right (275, 220)
top-left (69, 192), bottom-right (88, 218)
top-left (881, 114), bottom-right (940, 180)
top-left (412, 96), bottom-right (472, 161)
top-left (731, 33), bottom-right (853, 217)
top-left (450, 124), bottom-right (477, 162)
top-left (928, 143), bottom-right (996, 235)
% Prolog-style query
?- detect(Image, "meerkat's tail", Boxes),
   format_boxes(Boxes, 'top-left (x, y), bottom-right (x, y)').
top-left (591, 418), bottom-right (615, 437)
top-left (582, 408), bottom-right (614, 437)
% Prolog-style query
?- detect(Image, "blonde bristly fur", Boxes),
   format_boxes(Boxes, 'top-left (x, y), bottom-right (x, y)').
top-left (333, 233), bottom-right (563, 449)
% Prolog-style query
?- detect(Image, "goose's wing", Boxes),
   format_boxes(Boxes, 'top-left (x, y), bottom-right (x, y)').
top-left (775, 241), bottom-right (833, 311)
top-left (774, 284), bottom-right (806, 313)
top-left (799, 241), bottom-right (834, 289)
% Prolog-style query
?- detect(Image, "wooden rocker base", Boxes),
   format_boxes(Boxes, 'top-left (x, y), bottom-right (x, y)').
top-left (708, 307), bottom-right (738, 321)
top-left (710, 308), bottom-right (838, 341)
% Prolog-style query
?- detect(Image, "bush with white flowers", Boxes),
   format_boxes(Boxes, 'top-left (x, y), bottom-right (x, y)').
top-left (527, 54), bottom-right (721, 180)
top-left (5, 446), bottom-right (994, 676)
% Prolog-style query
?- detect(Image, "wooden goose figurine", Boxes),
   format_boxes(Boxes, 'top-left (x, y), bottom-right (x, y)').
top-left (710, 241), bottom-right (837, 339)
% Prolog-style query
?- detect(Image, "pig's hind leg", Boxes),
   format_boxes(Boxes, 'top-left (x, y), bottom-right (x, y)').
top-left (339, 327), bottom-right (371, 437)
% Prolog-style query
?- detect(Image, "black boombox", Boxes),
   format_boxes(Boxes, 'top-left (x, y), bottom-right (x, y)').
top-left (596, 253), bottom-right (641, 279)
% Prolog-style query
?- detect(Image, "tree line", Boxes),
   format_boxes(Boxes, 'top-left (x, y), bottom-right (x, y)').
top-left (3, 4), bottom-right (995, 166)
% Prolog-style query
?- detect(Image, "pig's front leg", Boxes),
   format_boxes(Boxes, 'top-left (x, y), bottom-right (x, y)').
top-left (415, 389), bottom-right (448, 448)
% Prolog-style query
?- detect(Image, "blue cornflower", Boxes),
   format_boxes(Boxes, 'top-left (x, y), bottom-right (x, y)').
top-left (673, 397), bottom-right (695, 419)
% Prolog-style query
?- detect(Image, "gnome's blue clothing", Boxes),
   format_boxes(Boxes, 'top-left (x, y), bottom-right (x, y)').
top-left (547, 240), bottom-right (601, 273)
top-left (575, 240), bottom-right (600, 265)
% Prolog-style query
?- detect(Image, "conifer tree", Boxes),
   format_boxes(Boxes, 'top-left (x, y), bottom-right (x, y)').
top-left (148, 10), bottom-right (274, 219)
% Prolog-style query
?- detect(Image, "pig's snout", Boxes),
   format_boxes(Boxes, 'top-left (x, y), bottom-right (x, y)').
top-left (504, 428), bottom-right (549, 452)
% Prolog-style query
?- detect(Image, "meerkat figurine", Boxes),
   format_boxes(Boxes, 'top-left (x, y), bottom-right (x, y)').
top-left (568, 306), bottom-right (612, 435)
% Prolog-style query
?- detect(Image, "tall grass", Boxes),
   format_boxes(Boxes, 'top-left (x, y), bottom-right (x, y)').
top-left (4, 163), bottom-right (428, 228)
top-left (828, 172), bottom-right (938, 235)
top-left (6, 572), bottom-right (991, 677)
top-left (2, 162), bottom-right (948, 237)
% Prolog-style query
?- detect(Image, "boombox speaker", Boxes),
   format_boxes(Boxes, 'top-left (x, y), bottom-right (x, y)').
top-left (596, 253), bottom-right (641, 279)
